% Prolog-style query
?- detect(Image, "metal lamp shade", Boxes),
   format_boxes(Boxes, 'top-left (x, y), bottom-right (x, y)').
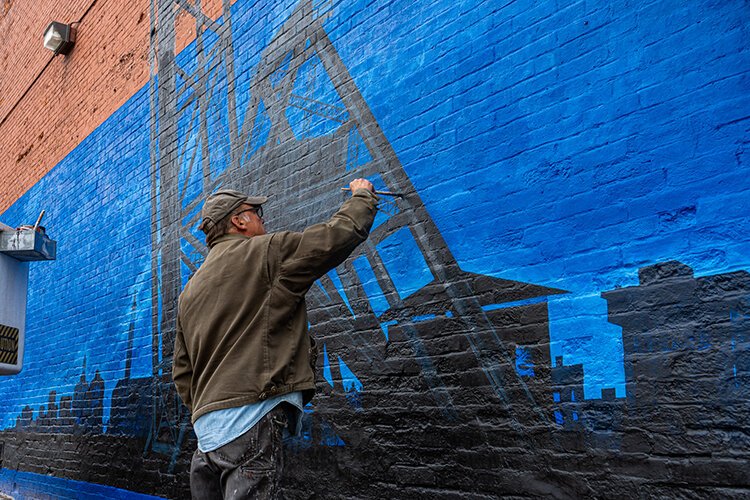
top-left (43, 21), bottom-right (76, 55)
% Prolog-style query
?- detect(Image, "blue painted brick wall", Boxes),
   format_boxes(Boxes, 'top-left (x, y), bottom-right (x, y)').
top-left (0, 0), bottom-right (748, 497)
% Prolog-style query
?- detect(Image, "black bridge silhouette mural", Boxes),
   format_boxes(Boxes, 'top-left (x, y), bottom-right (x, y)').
top-left (1, 1), bottom-right (748, 498)
top-left (148, 0), bottom-right (566, 468)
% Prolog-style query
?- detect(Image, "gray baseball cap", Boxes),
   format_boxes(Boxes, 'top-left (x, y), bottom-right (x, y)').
top-left (198, 189), bottom-right (268, 233)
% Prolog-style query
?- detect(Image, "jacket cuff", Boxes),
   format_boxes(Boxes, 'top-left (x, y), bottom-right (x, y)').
top-left (352, 188), bottom-right (380, 204)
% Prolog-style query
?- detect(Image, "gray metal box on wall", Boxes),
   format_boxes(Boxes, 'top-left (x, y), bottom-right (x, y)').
top-left (0, 223), bottom-right (57, 375)
top-left (0, 227), bottom-right (56, 261)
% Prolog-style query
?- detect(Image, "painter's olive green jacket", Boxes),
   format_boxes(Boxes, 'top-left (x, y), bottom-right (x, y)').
top-left (172, 189), bottom-right (378, 423)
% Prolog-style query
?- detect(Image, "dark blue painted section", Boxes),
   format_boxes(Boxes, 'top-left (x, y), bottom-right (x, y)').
top-left (318, 420), bottom-right (346, 446)
top-left (554, 411), bottom-right (564, 425)
top-left (338, 356), bottom-right (363, 394)
top-left (315, 280), bottom-right (331, 301)
top-left (287, 404), bottom-right (347, 448)
top-left (0, 468), bottom-right (164, 499)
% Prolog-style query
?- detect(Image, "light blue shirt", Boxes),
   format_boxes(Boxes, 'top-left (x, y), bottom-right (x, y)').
top-left (193, 391), bottom-right (304, 452)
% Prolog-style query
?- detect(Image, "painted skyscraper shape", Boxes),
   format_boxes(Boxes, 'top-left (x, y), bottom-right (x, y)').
top-left (602, 261), bottom-right (750, 456)
top-left (149, 0), bottom-right (566, 455)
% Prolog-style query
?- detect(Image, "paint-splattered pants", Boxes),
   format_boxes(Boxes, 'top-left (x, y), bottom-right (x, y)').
top-left (189, 405), bottom-right (288, 500)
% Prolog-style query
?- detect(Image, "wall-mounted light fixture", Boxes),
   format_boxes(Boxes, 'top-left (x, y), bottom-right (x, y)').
top-left (43, 22), bottom-right (76, 56)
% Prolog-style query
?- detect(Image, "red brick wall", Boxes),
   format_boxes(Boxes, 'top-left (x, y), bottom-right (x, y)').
top-left (0, 0), bottom-right (226, 213)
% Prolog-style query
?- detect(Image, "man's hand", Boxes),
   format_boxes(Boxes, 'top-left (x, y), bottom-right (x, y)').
top-left (349, 178), bottom-right (374, 194)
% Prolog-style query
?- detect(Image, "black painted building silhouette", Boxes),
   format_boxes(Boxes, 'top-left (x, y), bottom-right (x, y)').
top-left (602, 260), bottom-right (750, 455)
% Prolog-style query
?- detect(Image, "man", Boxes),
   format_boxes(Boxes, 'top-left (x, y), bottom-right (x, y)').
top-left (173, 179), bottom-right (377, 499)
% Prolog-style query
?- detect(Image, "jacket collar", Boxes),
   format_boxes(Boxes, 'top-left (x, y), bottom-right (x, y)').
top-left (210, 233), bottom-right (252, 247)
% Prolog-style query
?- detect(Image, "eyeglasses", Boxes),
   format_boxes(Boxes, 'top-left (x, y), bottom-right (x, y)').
top-left (234, 206), bottom-right (263, 220)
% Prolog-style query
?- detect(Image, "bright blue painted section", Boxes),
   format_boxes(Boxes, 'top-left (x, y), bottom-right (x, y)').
top-left (376, 228), bottom-right (434, 300)
top-left (327, 270), bottom-right (354, 315)
top-left (352, 256), bottom-right (390, 317)
top-left (371, 207), bottom-right (393, 232)
top-left (242, 99), bottom-right (272, 162)
top-left (174, 35), bottom-right (231, 187)
top-left (515, 346), bottom-right (536, 378)
top-left (0, 468), bottom-right (164, 499)
top-left (176, 103), bottom-right (202, 209)
top-left (549, 295), bottom-right (626, 398)
top-left (553, 392), bottom-right (561, 403)
top-left (322, 344), bottom-right (334, 388)
top-left (380, 320), bottom-right (397, 341)
top-left (337, 356), bottom-right (363, 393)
top-left (412, 314), bottom-right (436, 323)
top-left (554, 411), bottom-right (564, 425)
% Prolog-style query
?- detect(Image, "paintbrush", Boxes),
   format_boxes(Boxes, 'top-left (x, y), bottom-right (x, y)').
top-left (341, 188), bottom-right (403, 197)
